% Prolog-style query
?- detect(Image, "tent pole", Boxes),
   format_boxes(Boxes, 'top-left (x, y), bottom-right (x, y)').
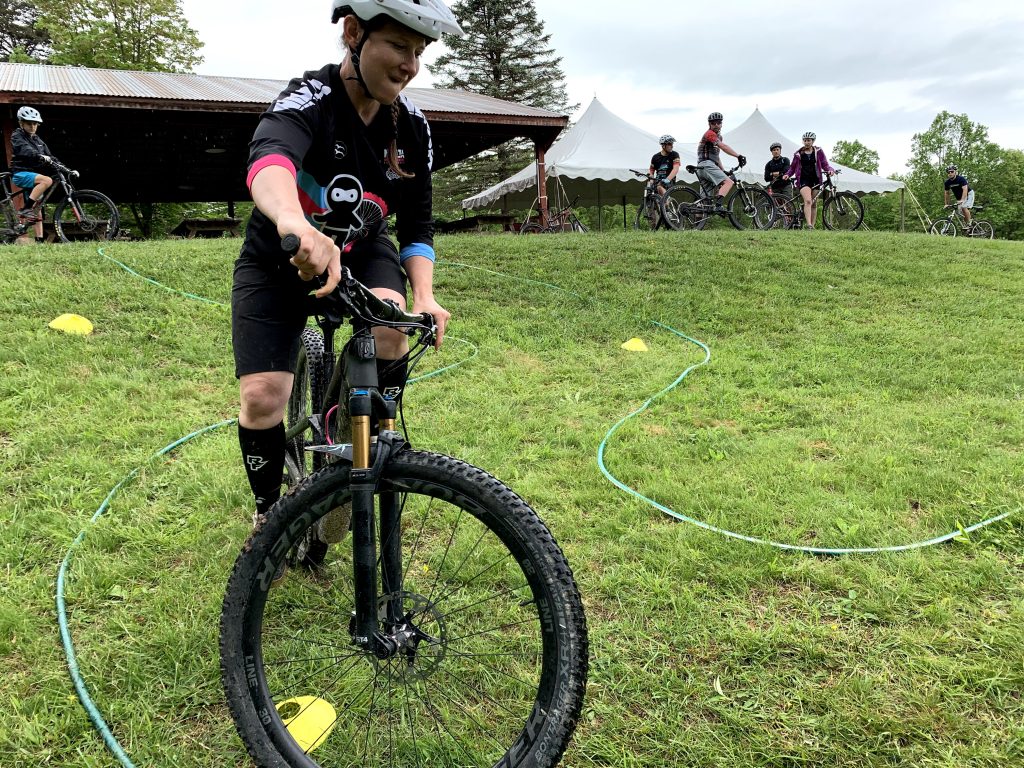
top-left (900, 188), bottom-right (905, 233)
top-left (622, 196), bottom-right (626, 229)
top-left (535, 145), bottom-right (549, 227)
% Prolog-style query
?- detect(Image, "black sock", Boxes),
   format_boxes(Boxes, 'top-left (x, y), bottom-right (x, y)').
top-left (238, 422), bottom-right (285, 514)
top-left (377, 358), bottom-right (408, 403)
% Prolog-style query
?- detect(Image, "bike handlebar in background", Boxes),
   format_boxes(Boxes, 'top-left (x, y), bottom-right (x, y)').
top-left (280, 234), bottom-right (435, 331)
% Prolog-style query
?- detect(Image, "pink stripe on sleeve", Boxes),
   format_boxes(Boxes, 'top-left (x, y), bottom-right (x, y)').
top-left (246, 154), bottom-right (297, 190)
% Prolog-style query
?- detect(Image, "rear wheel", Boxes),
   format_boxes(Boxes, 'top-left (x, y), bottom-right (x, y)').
top-left (727, 187), bottom-right (775, 230)
top-left (661, 185), bottom-right (700, 231)
top-left (968, 220), bottom-right (994, 239)
top-left (822, 191), bottom-right (864, 231)
top-left (53, 190), bottom-right (119, 242)
top-left (929, 219), bottom-right (956, 237)
top-left (518, 222), bottom-right (544, 235)
top-left (221, 450), bottom-right (589, 768)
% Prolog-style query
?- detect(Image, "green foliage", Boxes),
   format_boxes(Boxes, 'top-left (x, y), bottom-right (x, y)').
top-left (0, 0), bottom-right (49, 61)
top-left (832, 139), bottom-right (880, 175)
top-left (429, 0), bottom-right (575, 212)
top-left (38, 0), bottom-right (203, 72)
top-left (1, 232), bottom-right (1022, 766)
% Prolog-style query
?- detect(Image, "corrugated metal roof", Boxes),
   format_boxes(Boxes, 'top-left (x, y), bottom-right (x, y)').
top-left (0, 62), bottom-right (563, 118)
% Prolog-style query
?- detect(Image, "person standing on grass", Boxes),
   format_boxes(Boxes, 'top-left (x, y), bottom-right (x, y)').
top-left (10, 106), bottom-right (57, 242)
top-left (764, 141), bottom-right (791, 199)
top-left (783, 131), bottom-right (835, 229)
top-left (648, 135), bottom-right (681, 195)
top-left (231, 0), bottom-right (460, 565)
top-left (943, 164), bottom-right (974, 228)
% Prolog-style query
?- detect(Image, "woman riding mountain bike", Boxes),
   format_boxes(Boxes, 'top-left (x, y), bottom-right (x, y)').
top-left (231, 0), bottom-right (456, 538)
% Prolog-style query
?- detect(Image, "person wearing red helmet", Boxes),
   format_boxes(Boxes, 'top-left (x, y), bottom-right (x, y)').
top-left (232, 0), bottom-right (464, 543)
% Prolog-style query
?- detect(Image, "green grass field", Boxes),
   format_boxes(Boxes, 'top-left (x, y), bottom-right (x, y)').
top-left (1, 230), bottom-right (1022, 767)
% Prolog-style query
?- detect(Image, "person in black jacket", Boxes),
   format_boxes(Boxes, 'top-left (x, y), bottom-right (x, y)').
top-left (10, 106), bottom-right (57, 238)
top-left (764, 141), bottom-right (791, 199)
top-left (232, 0), bottom-right (463, 551)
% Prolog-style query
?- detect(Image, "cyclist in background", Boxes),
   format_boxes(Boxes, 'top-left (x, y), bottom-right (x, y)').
top-left (943, 165), bottom-right (974, 227)
top-left (232, 0), bottom-right (460, 533)
top-left (9, 105), bottom-right (57, 241)
top-left (783, 131), bottom-right (835, 229)
top-left (695, 112), bottom-right (745, 210)
top-left (764, 141), bottom-right (791, 198)
top-left (648, 135), bottom-right (680, 195)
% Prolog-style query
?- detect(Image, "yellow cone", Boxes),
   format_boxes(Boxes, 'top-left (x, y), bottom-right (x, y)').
top-left (620, 337), bottom-right (649, 352)
top-left (48, 314), bottom-right (94, 335)
top-left (277, 696), bottom-right (337, 753)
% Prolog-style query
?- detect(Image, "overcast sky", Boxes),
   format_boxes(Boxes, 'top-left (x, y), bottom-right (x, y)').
top-left (180, 0), bottom-right (1023, 176)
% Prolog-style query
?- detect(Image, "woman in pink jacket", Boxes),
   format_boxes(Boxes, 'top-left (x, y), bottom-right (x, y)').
top-left (784, 131), bottom-right (835, 229)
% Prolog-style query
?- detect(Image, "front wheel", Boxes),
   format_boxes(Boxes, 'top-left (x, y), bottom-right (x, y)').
top-left (53, 190), bottom-right (119, 242)
top-left (727, 186), bottom-right (776, 230)
top-left (221, 450), bottom-right (589, 768)
top-left (822, 191), bottom-right (864, 231)
top-left (518, 222), bottom-right (544, 235)
top-left (634, 198), bottom-right (660, 230)
top-left (929, 219), bottom-right (956, 237)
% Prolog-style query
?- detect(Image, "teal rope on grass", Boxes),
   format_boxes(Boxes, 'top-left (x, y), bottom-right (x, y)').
top-left (57, 419), bottom-right (236, 768)
top-left (596, 321), bottom-right (1013, 554)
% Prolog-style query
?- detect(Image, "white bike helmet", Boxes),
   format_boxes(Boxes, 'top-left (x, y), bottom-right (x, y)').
top-left (802, 131), bottom-right (816, 140)
top-left (17, 106), bottom-right (42, 123)
top-left (659, 135), bottom-right (675, 144)
top-left (331, 0), bottom-right (464, 40)
top-left (769, 141), bottom-right (782, 151)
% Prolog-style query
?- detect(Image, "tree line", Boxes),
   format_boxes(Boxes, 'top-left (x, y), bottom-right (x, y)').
top-left (4, 1), bottom-right (1020, 239)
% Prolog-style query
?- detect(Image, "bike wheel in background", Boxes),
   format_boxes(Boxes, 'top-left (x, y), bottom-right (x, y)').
top-left (769, 195), bottom-right (796, 229)
top-left (633, 201), bottom-right (660, 231)
top-left (518, 222), bottom-right (544, 235)
top-left (284, 327), bottom-right (326, 488)
top-left (221, 450), bottom-right (589, 768)
top-left (661, 185), bottom-right (701, 231)
top-left (969, 220), bottom-right (995, 239)
top-left (822, 191), bottom-right (864, 231)
top-left (929, 219), bottom-right (957, 237)
top-left (53, 190), bottom-right (119, 242)
top-left (727, 187), bottom-right (775, 230)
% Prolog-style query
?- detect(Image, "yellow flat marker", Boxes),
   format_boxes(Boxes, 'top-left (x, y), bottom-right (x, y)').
top-left (48, 313), bottom-right (94, 335)
top-left (277, 696), bottom-right (337, 753)
top-left (620, 337), bottom-right (648, 352)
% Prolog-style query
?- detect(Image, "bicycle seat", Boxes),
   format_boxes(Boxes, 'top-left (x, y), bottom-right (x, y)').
top-left (685, 165), bottom-right (698, 174)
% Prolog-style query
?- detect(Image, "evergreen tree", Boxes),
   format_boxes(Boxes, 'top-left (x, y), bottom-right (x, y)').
top-left (428, 0), bottom-right (575, 215)
top-left (0, 1), bottom-right (50, 62)
top-left (38, 0), bottom-right (203, 73)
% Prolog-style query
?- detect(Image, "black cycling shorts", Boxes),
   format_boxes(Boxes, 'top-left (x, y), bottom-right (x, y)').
top-left (231, 233), bottom-right (407, 377)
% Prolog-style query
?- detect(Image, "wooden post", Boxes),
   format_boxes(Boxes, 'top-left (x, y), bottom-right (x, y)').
top-left (535, 145), bottom-right (549, 228)
top-left (597, 179), bottom-right (602, 232)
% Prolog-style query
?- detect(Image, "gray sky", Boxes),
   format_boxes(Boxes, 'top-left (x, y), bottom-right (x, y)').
top-left (180, 0), bottom-right (1024, 176)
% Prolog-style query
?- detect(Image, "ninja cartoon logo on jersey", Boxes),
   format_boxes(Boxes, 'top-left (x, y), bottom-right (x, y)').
top-left (311, 174), bottom-right (364, 245)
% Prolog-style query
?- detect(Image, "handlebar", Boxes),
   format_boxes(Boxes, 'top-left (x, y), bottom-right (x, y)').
top-left (280, 234), bottom-right (436, 335)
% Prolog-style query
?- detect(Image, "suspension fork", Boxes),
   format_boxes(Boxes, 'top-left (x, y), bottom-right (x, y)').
top-left (346, 327), bottom-right (405, 654)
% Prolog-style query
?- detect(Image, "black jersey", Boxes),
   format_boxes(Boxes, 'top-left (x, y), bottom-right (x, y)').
top-left (764, 156), bottom-right (790, 191)
top-left (650, 150), bottom-right (680, 180)
top-left (10, 128), bottom-right (56, 174)
top-left (944, 174), bottom-right (970, 199)
top-left (242, 63), bottom-right (434, 262)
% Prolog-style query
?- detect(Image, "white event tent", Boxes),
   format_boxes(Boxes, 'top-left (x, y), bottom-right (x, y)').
top-left (462, 100), bottom-right (905, 226)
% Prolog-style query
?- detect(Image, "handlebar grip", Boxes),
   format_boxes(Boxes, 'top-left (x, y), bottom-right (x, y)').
top-left (281, 234), bottom-right (300, 255)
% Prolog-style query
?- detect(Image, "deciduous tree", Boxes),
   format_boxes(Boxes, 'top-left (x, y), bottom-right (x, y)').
top-left (39, 0), bottom-right (203, 73)
top-left (0, 1), bottom-right (50, 62)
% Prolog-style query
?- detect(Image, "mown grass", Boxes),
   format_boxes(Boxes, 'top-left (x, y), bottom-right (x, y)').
top-left (1, 229), bottom-right (1022, 767)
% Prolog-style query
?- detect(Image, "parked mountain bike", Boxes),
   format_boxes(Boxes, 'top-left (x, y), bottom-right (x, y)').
top-left (629, 169), bottom-right (672, 230)
top-left (0, 159), bottom-right (119, 243)
top-left (929, 204), bottom-right (994, 239)
top-left (662, 162), bottom-right (776, 231)
top-left (519, 194), bottom-right (588, 233)
top-left (220, 235), bottom-right (589, 768)
top-left (770, 171), bottom-right (864, 231)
